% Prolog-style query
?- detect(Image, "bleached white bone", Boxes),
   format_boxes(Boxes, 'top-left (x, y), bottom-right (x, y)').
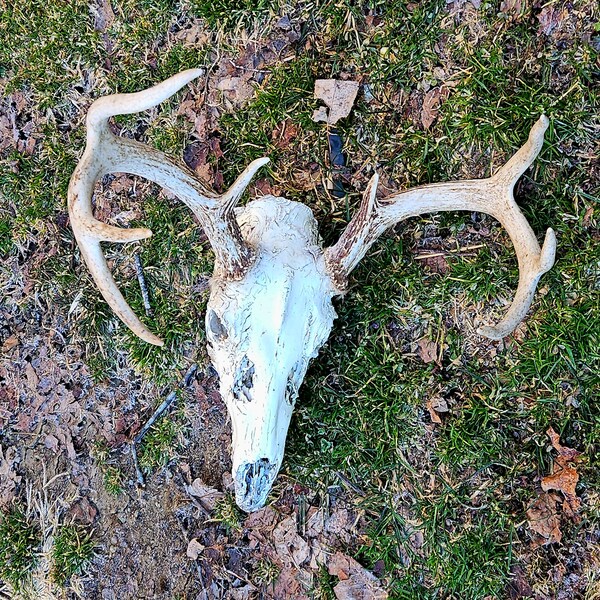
top-left (68, 71), bottom-right (555, 511)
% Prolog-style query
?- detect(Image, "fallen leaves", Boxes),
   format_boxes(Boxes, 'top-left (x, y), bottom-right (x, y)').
top-left (526, 492), bottom-right (563, 546)
top-left (186, 538), bottom-right (205, 560)
top-left (426, 397), bottom-right (449, 424)
top-left (186, 479), bottom-right (225, 511)
top-left (216, 76), bottom-right (256, 107)
top-left (312, 79), bottom-right (360, 125)
top-left (272, 119), bottom-right (299, 150)
top-left (0, 91), bottom-right (39, 156)
top-left (0, 445), bottom-right (21, 509)
top-left (526, 427), bottom-right (583, 545)
top-left (2, 334), bottom-right (19, 353)
top-left (328, 552), bottom-right (388, 600)
top-left (541, 426), bottom-right (582, 518)
top-left (416, 337), bottom-right (438, 364)
top-left (420, 87), bottom-right (450, 130)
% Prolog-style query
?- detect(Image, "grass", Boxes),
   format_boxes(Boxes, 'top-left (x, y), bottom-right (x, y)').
top-left (92, 442), bottom-right (126, 495)
top-left (50, 524), bottom-right (95, 586)
top-left (1, 0), bottom-right (598, 597)
top-left (0, 506), bottom-right (40, 591)
top-left (137, 408), bottom-right (186, 473)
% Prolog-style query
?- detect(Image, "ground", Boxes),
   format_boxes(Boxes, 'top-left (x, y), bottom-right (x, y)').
top-left (0, 0), bottom-right (599, 598)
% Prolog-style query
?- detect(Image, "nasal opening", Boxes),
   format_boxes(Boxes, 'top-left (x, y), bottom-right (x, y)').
top-left (234, 458), bottom-right (278, 512)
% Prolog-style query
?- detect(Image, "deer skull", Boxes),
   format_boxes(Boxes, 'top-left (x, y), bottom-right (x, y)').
top-left (68, 70), bottom-right (556, 511)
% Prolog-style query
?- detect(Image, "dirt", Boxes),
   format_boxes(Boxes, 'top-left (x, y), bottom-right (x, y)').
top-left (1, 247), bottom-right (379, 598)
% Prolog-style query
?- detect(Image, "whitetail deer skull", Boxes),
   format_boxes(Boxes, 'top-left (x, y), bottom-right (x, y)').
top-left (68, 70), bottom-right (556, 512)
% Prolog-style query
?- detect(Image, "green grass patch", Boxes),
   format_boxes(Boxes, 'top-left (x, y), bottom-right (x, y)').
top-left (51, 524), bottom-right (95, 586)
top-left (0, 505), bottom-right (40, 591)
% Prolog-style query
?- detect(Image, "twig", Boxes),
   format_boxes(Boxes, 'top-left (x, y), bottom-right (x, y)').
top-left (134, 253), bottom-right (153, 316)
top-left (131, 363), bottom-right (198, 486)
top-left (131, 444), bottom-right (144, 486)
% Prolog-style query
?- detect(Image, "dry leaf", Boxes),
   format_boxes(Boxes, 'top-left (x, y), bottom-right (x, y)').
top-left (186, 479), bottom-right (225, 510)
top-left (542, 427), bottom-right (582, 517)
top-left (328, 553), bottom-right (388, 599)
top-left (420, 253), bottom-right (449, 274)
top-left (500, 0), bottom-right (524, 18)
top-left (272, 119), bottom-right (299, 150)
top-left (582, 206), bottom-right (594, 227)
top-left (417, 338), bottom-right (438, 364)
top-left (93, 0), bottom-right (114, 32)
top-left (526, 492), bottom-right (562, 545)
top-left (426, 397), bottom-right (448, 424)
top-left (541, 464), bottom-right (581, 516)
top-left (273, 566), bottom-right (310, 599)
top-left (186, 538), bottom-right (205, 560)
top-left (312, 80), bottom-right (360, 125)
top-left (273, 515), bottom-right (311, 567)
top-left (537, 5), bottom-right (567, 36)
top-left (421, 87), bottom-right (449, 130)
top-left (0, 445), bottom-right (21, 509)
top-left (1, 335), bottom-right (19, 353)
top-left (25, 362), bottom-right (39, 389)
top-left (216, 76), bottom-right (255, 106)
top-left (546, 426), bottom-right (581, 461)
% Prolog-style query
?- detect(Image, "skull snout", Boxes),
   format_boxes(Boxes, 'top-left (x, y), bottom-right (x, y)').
top-left (234, 458), bottom-right (278, 512)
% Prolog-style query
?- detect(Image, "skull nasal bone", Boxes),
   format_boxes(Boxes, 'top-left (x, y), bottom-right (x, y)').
top-left (235, 458), bottom-right (277, 512)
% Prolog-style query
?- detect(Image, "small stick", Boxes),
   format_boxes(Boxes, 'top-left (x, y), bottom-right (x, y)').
top-left (131, 443), bottom-right (145, 486)
top-left (131, 363), bottom-right (198, 485)
top-left (134, 253), bottom-right (153, 316)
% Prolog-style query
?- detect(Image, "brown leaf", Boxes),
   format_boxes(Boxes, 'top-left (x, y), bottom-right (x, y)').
top-left (216, 76), bottom-right (256, 106)
top-left (312, 79), bottom-right (360, 125)
top-left (272, 119), bottom-right (299, 150)
top-left (419, 253), bottom-right (449, 274)
top-left (500, 0), bottom-right (524, 18)
top-left (582, 206), bottom-right (594, 227)
top-left (174, 20), bottom-right (210, 47)
top-left (543, 427), bottom-right (582, 517)
top-left (186, 538), bottom-right (205, 560)
top-left (541, 463), bottom-right (581, 517)
top-left (546, 426), bottom-right (582, 461)
top-left (273, 515), bottom-right (311, 567)
top-left (421, 87), bottom-right (449, 130)
top-left (273, 566), bottom-right (310, 599)
top-left (526, 492), bottom-right (562, 545)
top-left (417, 338), bottom-right (438, 364)
top-left (93, 0), bottom-right (114, 32)
top-left (507, 565), bottom-right (533, 600)
top-left (68, 497), bottom-right (98, 525)
top-left (25, 362), bottom-right (39, 389)
top-left (426, 397), bottom-right (448, 424)
top-left (1, 335), bottom-right (19, 353)
top-left (328, 553), bottom-right (388, 599)
top-left (186, 479), bottom-right (224, 510)
top-left (0, 445), bottom-right (21, 509)
top-left (292, 166), bottom-right (321, 191)
top-left (537, 5), bottom-right (566, 36)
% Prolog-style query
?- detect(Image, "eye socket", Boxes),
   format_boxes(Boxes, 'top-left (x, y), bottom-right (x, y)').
top-left (207, 309), bottom-right (228, 340)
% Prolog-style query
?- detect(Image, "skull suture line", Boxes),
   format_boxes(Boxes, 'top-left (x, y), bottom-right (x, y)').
top-left (68, 70), bottom-right (556, 511)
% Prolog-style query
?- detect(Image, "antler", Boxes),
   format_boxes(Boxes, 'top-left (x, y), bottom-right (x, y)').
top-left (68, 70), bottom-right (268, 346)
top-left (325, 116), bottom-right (556, 340)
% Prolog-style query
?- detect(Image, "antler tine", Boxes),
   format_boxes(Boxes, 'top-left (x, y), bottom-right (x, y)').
top-left (69, 70), bottom-right (268, 345)
top-left (325, 115), bottom-right (556, 340)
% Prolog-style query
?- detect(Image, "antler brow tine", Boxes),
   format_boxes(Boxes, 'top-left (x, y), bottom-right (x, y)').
top-left (69, 70), bottom-right (268, 345)
top-left (325, 115), bottom-right (556, 340)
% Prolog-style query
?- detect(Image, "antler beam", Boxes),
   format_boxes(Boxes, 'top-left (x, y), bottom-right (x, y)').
top-left (325, 116), bottom-right (556, 340)
top-left (68, 70), bottom-right (268, 345)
